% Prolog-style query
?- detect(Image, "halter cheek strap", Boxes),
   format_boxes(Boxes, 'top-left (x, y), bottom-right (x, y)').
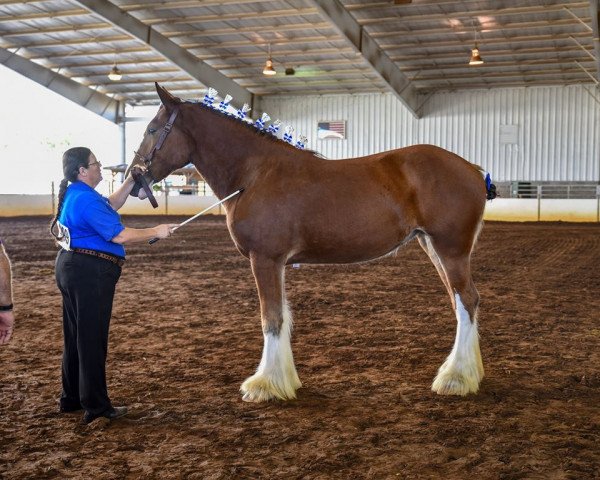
top-left (143, 108), bottom-right (179, 167)
top-left (131, 107), bottom-right (179, 209)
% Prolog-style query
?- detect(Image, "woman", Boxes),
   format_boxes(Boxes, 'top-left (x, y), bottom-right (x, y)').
top-left (50, 147), bottom-right (177, 425)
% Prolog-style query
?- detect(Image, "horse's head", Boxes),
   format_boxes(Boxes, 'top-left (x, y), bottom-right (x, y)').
top-left (128, 83), bottom-right (195, 199)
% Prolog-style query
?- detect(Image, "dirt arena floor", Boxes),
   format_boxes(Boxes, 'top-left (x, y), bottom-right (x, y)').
top-left (0, 216), bottom-right (599, 479)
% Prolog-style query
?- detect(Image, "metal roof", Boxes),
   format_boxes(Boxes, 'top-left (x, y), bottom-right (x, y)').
top-left (1, 0), bottom-right (598, 119)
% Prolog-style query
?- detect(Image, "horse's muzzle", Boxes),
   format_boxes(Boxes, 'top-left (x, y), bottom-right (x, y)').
top-left (130, 169), bottom-right (158, 208)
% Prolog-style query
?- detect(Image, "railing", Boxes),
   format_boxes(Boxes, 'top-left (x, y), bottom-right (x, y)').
top-left (495, 182), bottom-right (600, 199)
top-left (152, 182), bottom-right (214, 197)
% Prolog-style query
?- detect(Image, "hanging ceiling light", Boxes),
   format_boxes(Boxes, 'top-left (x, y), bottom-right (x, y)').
top-left (262, 44), bottom-right (276, 76)
top-left (468, 20), bottom-right (484, 66)
top-left (469, 46), bottom-right (484, 66)
top-left (108, 63), bottom-right (122, 81)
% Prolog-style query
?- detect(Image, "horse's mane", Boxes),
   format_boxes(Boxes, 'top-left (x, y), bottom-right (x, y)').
top-left (189, 101), bottom-right (322, 157)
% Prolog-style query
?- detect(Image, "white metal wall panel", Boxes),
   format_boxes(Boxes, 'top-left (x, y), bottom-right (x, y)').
top-left (260, 93), bottom-right (416, 160)
top-left (259, 85), bottom-right (599, 182)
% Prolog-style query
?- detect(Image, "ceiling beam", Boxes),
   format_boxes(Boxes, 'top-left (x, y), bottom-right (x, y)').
top-left (590, 0), bottom-right (600, 81)
top-left (370, 18), bottom-right (592, 39)
top-left (399, 57), bottom-right (597, 73)
top-left (416, 78), bottom-right (595, 91)
top-left (0, 46), bottom-right (121, 122)
top-left (357, 3), bottom-right (590, 25)
top-left (3, 22), bottom-right (335, 49)
top-left (122, 0), bottom-right (276, 12)
top-left (309, 0), bottom-right (421, 118)
top-left (71, 0), bottom-right (253, 106)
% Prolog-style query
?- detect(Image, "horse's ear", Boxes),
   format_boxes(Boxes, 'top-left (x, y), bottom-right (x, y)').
top-left (155, 82), bottom-right (181, 111)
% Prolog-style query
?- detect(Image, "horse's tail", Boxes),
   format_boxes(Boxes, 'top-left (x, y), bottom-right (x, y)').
top-left (485, 173), bottom-right (497, 200)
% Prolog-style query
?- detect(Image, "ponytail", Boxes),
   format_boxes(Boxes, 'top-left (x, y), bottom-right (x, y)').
top-left (49, 147), bottom-right (92, 241)
top-left (50, 179), bottom-right (69, 241)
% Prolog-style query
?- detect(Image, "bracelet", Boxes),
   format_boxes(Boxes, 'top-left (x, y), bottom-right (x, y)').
top-left (0, 303), bottom-right (13, 311)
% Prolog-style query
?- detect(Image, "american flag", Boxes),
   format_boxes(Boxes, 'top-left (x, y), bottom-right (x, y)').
top-left (317, 120), bottom-right (346, 140)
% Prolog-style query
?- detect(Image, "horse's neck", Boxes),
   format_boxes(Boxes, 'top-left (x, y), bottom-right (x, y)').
top-left (189, 109), bottom-right (269, 197)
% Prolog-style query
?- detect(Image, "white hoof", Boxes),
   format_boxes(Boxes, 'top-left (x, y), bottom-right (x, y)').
top-left (433, 294), bottom-right (484, 396)
top-left (431, 360), bottom-right (483, 396)
top-left (240, 372), bottom-right (301, 402)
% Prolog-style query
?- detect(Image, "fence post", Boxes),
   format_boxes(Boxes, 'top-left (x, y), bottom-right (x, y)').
top-left (537, 185), bottom-right (542, 221)
top-left (597, 185), bottom-right (600, 223)
top-left (165, 183), bottom-right (169, 215)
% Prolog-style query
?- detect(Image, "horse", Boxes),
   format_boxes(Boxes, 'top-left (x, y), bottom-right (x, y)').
top-left (128, 83), bottom-right (492, 402)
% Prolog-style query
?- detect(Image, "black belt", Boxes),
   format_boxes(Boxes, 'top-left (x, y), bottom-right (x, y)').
top-left (71, 248), bottom-right (125, 267)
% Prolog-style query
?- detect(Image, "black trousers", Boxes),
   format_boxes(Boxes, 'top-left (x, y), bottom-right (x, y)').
top-left (55, 249), bottom-right (121, 415)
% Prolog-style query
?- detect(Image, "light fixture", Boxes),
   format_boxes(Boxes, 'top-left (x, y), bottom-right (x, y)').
top-left (262, 44), bottom-right (276, 76)
top-left (108, 63), bottom-right (122, 81)
top-left (284, 67), bottom-right (295, 76)
top-left (469, 46), bottom-right (484, 66)
top-left (468, 20), bottom-right (484, 66)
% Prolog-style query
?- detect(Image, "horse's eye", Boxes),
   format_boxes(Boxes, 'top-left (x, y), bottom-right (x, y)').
top-left (148, 128), bottom-right (157, 134)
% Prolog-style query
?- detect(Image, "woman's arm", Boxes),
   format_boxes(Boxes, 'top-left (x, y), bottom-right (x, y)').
top-left (111, 224), bottom-right (179, 245)
top-left (108, 174), bottom-right (136, 211)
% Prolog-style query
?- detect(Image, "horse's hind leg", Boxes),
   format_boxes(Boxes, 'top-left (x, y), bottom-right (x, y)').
top-left (240, 255), bottom-right (301, 402)
top-left (417, 234), bottom-right (452, 298)
top-left (423, 235), bottom-right (484, 396)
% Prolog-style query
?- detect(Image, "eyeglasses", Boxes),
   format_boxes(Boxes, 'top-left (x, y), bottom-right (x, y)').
top-left (87, 160), bottom-right (102, 168)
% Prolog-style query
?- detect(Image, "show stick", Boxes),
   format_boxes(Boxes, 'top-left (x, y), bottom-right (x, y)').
top-left (149, 188), bottom-right (244, 244)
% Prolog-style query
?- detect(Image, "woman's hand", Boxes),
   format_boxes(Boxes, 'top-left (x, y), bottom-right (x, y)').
top-left (153, 224), bottom-right (180, 239)
top-left (127, 165), bottom-right (147, 181)
top-left (109, 165), bottom-right (149, 210)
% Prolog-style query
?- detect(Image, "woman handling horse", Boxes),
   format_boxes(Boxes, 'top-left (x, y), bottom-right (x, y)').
top-left (51, 147), bottom-right (178, 424)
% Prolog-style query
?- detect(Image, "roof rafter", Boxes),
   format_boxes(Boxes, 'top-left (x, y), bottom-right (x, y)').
top-left (71, 0), bottom-right (252, 106)
top-left (0, 45), bottom-right (121, 122)
top-left (357, 3), bottom-right (590, 25)
top-left (309, 0), bottom-right (421, 118)
top-left (590, 0), bottom-right (600, 81)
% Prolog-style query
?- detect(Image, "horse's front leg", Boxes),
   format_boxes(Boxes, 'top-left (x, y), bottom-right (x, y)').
top-left (240, 255), bottom-right (301, 402)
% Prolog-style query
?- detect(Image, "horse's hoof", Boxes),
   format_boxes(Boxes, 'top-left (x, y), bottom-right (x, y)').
top-left (242, 392), bottom-right (262, 403)
top-left (431, 370), bottom-right (481, 396)
top-left (240, 373), bottom-right (300, 402)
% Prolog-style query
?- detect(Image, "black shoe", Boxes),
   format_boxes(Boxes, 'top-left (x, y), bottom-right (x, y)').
top-left (59, 404), bottom-right (83, 413)
top-left (59, 399), bottom-right (83, 413)
top-left (82, 406), bottom-right (128, 425)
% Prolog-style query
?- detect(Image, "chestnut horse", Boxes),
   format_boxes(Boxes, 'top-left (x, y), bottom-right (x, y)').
top-left (130, 84), bottom-right (491, 402)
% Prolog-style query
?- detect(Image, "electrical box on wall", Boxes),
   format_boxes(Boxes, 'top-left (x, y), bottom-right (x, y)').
top-left (499, 125), bottom-right (519, 144)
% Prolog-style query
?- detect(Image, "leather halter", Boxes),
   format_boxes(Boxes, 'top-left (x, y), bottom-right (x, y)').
top-left (130, 167), bottom-right (158, 208)
top-left (141, 107), bottom-right (179, 168)
top-left (131, 107), bottom-right (179, 208)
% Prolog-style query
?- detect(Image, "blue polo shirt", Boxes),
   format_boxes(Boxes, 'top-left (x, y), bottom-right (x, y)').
top-left (58, 181), bottom-right (126, 257)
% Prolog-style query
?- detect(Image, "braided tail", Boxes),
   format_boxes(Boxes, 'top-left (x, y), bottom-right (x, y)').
top-left (485, 173), bottom-right (497, 200)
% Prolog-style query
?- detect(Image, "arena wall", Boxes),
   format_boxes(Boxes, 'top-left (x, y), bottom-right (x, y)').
top-left (0, 194), bottom-right (598, 222)
top-left (259, 85), bottom-right (600, 183)
top-left (0, 194), bottom-right (55, 216)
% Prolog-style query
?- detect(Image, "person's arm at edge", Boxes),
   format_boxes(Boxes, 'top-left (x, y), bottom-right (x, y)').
top-left (0, 242), bottom-right (15, 345)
